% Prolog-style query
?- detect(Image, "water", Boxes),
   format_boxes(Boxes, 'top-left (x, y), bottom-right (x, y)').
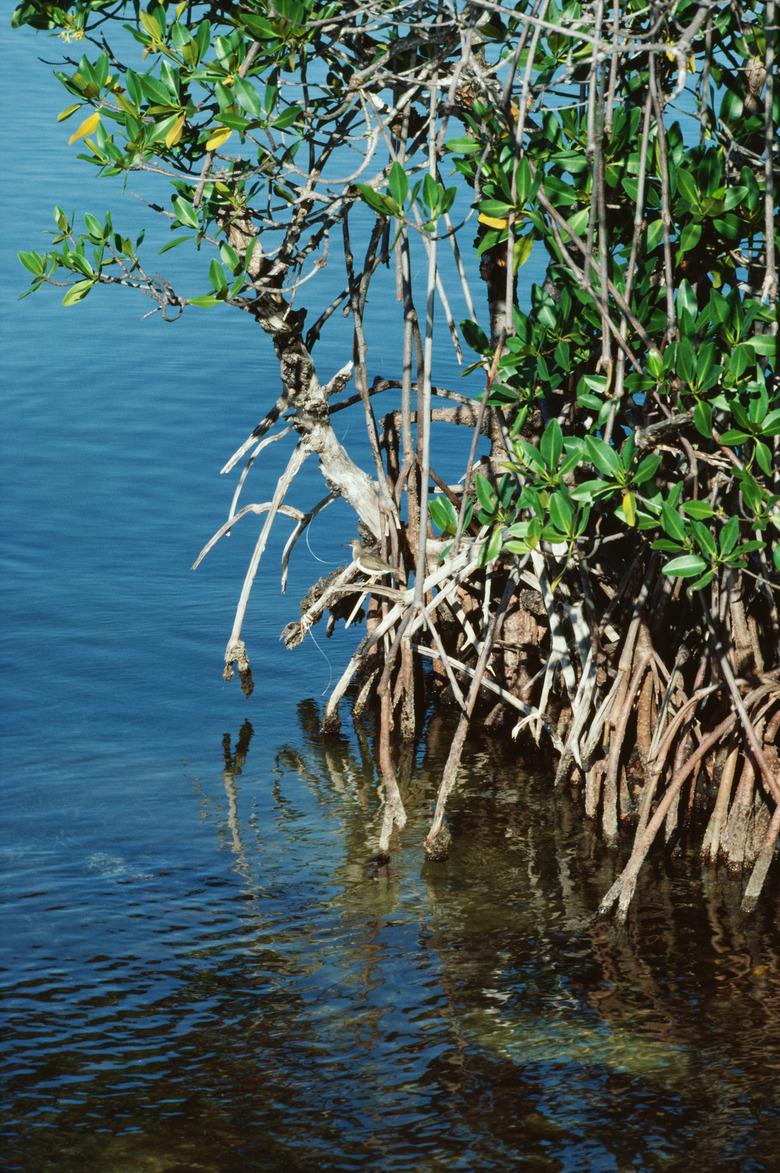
top-left (3, 21), bottom-right (780, 1173)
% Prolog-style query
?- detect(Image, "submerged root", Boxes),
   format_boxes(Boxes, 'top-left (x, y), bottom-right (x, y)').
top-left (295, 538), bottom-right (780, 914)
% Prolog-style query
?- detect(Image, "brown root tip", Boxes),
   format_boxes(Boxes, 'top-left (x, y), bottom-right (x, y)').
top-left (423, 823), bottom-right (451, 861)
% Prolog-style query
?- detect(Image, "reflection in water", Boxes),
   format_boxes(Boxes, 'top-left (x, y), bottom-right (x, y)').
top-left (220, 719), bottom-right (255, 869)
top-left (3, 706), bottom-right (780, 1172)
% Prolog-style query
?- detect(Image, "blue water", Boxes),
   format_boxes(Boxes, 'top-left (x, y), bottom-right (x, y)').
top-left (4, 20), bottom-right (780, 1173)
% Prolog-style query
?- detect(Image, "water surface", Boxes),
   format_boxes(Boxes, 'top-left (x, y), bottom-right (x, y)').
top-left (3, 21), bottom-right (780, 1173)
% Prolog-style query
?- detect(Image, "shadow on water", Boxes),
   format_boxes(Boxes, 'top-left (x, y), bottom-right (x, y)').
top-left (3, 705), bottom-right (780, 1172)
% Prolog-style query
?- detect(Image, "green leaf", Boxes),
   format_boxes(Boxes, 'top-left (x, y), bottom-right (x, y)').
top-left (62, 278), bottom-right (94, 306)
top-left (722, 186), bottom-right (748, 212)
top-left (83, 212), bottom-right (104, 238)
top-left (461, 319), bottom-right (490, 355)
top-left (719, 515), bottom-right (739, 556)
top-left (271, 106), bottom-right (299, 130)
top-left (172, 196), bottom-right (199, 229)
top-left (355, 184), bottom-right (395, 217)
top-left (477, 197), bottom-right (514, 219)
top-left (675, 168), bottom-right (699, 206)
top-left (58, 103), bottom-right (83, 122)
top-left (540, 173), bottom-right (577, 205)
top-left (755, 440), bottom-right (773, 476)
top-left (388, 161), bottom-right (409, 208)
top-left (569, 479), bottom-right (616, 502)
top-left (661, 502), bottom-right (687, 543)
top-left (139, 9), bottom-right (162, 39)
top-left (187, 295), bottom-right (221, 308)
top-left (708, 288), bottom-right (730, 326)
top-left (208, 258), bottom-right (227, 290)
top-left (478, 530), bottom-right (502, 570)
top-left (219, 242), bottom-right (240, 270)
top-left (125, 70), bottom-right (144, 109)
top-left (66, 250), bottom-right (94, 277)
top-left (633, 453), bottom-right (661, 485)
top-left (228, 272), bottom-right (247, 298)
top-left (677, 279), bottom-right (698, 320)
top-left (698, 150), bottom-right (722, 199)
top-left (429, 494), bottom-right (458, 535)
top-left (232, 76), bottom-right (264, 120)
top-left (646, 349), bottom-right (664, 380)
top-left (515, 156), bottom-right (532, 206)
top-left (691, 520), bottom-right (717, 559)
top-left (680, 500), bottom-right (716, 519)
top-left (446, 135), bottom-right (481, 154)
top-left (585, 436), bottom-right (622, 481)
top-left (688, 569), bottom-right (715, 592)
top-left (540, 419), bottom-right (563, 471)
top-left (693, 400), bottom-right (712, 438)
top-left (531, 283), bottom-right (558, 328)
top-left (713, 214), bottom-right (742, 240)
top-left (738, 472), bottom-right (763, 512)
top-left (560, 444), bottom-right (585, 477)
top-left (195, 19), bottom-right (211, 60)
top-left (645, 218), bottom-right (665, 250)
top-left (751, 335), bottom-right (777, 359)
top-left (475, 472), bottom-right (497, 515)
top-left (662, 554), bottom-right (708, 577)
top-left (678, 222), bottom-right (701, 255)
top-left (18, 250), bottom-right (45, 276)
top-left (421, 172), bottom-right (438, 213)
top-left (514, 439), bottom-right (546, 475)
top-left (760, 409), bottom-right (780, 436)
top-left (548, 491), bottom-right (573, 534)
top-left (484, 525), bottom-right (503, 564)
top-left (578, 373), bottom-right (608, 399)
top-left (730, 343), bottom-right (755, 379)
top-left (676, 336), bottom-right (695, 387)
top-left (158, 235), bottom-right (192, 254)
top-left (652, 539), bottom-right (686, 554)
top-left (139, 72), bottom-right (174, 107)
top-left (476, 227), bottom-right (504, 258)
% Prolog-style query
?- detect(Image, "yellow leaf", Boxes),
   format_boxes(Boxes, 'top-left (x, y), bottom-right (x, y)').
top-left (205, 126), bottom-right (232, 150)
top-left (623, 490), bottom-right (637, 528)
top-left (665, 47), bottom-right (696, 72)
top-left (68, 111), bottom-right (101, 144)
top-left (478, 212), bottom-right (509, 230)
top-left (166, 113), bottom-right (186, 148)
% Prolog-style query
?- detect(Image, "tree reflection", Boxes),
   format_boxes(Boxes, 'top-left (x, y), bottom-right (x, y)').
top-left (189, 707), bottom-right (780, 1171)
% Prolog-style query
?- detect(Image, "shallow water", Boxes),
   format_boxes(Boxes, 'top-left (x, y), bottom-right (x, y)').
top-left (3, 21), bottom-right (780, 1173)
top-left (4, 720), bottom-right (780, 1173)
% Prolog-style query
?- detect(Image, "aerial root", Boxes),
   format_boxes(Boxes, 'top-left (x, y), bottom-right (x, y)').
top-left (597, 680), bottom-right (780, 922)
